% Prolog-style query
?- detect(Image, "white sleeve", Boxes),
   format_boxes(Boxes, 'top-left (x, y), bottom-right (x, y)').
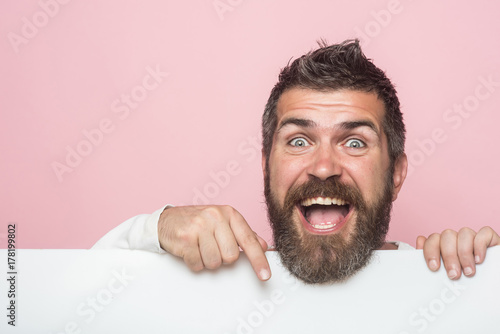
top-left (91, 205), bottom-right (173, 253)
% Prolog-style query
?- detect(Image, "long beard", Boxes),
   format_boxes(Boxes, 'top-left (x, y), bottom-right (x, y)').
top-left (264, 173), bottom-right (394, 284)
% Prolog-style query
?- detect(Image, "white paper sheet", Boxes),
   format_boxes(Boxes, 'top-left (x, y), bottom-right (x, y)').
top-left (1, 247), bottom-right (499, 333)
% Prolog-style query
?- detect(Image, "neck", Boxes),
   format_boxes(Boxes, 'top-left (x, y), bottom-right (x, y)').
top-left (379, 242), bottom-right (398, 250)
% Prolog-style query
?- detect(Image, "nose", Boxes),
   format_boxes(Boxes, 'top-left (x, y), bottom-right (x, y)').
top-left (307, 143), bottom-right (342, 181)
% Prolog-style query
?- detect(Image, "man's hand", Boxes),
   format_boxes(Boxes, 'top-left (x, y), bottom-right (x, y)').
top-left (158, 205), bottom-right (271, 281)
top-left (417, 226), bottom-right (500, 280)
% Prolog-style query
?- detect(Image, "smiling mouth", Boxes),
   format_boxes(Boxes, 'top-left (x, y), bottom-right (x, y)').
top-left (298, 196), bottom-right (352, 233)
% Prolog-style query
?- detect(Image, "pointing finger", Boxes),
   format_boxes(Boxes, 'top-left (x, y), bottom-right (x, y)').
top-left (229, 210), bottom-right (271, 281)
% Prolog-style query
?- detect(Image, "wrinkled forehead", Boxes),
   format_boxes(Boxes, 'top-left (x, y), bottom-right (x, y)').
top-left (275, 88), bottom-right (387, 133)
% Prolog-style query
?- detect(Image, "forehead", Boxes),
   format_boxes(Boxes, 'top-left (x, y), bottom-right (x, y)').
top-left (276, 88), bottom-right (386, 130)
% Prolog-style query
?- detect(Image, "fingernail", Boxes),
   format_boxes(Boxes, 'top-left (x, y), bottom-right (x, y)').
top-left (464, 267), bottom-right (473, 276)
top-left (260, 269), bottom-right (271, 280)
top-left (448, 269), bottom-right (458, 279)
top-left (475, 255), bottom-right (480, 263)
top-left (429, 259), bottom-right (438, 271)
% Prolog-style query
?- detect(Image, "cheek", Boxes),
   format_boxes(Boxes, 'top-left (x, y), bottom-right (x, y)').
top-left (346, 159), bottom-right (387, 202)
top-left (269, 155), bottom-right (306, 197)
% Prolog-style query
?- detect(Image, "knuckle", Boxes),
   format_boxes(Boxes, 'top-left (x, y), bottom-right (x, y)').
top-left (221, 205), bottom-right (239, 221)
top-left (479, 226), bottom-right (493, 234)
top-left (191, 215), bottom-right (207, 229)
top-left (458, 227), bottom-right (475, 235)
top-left (188, 218), bottom-right (213, 237)
top-left (186, 259), bottom-right (204, 272)
top-left (204, 258), bottom-right (222, 270)
top-left (175, 228), bottom-right (195, 245)
top-left (441, 229), bottom-right (457, 237)
top-left (238, 232), bottom-right (259, 247)
top-left (426, 233), bottom-right (441, 242)
top-left (221, 204), bottom-right (235, 212)
top-left (223, 252), bottom-right (240, 264)
top-left (225, 205), bottom-right (237, 216)
top-left (201, 206), bottom-right (224, 220)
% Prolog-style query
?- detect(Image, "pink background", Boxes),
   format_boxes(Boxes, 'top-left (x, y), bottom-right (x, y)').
top-left (1, 0), bottom-right (499, 249)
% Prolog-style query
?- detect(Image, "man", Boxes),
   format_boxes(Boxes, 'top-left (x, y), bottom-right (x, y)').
top-left (94, 40), bottom-right (499, 284)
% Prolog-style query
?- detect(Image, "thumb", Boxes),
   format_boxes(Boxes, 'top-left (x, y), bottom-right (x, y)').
top-left (416, 235), bottom-right (426, 249)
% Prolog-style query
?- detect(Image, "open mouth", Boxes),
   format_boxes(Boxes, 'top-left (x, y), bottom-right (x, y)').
top-left (297, 196), bottom-right (353, 234)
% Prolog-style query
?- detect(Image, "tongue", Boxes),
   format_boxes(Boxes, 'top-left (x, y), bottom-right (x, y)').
top-left (306, 205), bottom-right (347, 226)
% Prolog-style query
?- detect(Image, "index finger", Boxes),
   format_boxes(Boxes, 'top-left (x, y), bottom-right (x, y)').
top-left (229, 210), bottom-right (271, 281)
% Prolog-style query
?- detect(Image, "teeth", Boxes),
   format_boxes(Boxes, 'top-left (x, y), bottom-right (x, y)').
top-left (311, 222), bottom-right (337, 229)
top-left (300, 197), bottom-right (347, 207)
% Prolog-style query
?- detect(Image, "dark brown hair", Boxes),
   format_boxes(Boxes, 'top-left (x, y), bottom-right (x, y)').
top-left (262, 39), bottom-right (405, 168)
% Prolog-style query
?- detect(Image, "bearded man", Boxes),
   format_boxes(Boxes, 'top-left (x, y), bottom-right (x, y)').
top-left (94, 40), bottom-right (499, 284)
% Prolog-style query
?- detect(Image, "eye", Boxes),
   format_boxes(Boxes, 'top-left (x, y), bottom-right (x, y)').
top-left (345, 139), bottom-right (365, 148)
top-left (289, 137), bottom-right (310, 147)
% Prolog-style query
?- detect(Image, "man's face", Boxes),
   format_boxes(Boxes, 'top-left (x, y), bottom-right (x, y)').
top-left (263, 88), bottom-right (407, 284)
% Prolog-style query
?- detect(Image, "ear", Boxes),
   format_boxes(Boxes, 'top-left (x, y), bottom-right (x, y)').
top-left (261, 149), bottom-right (267, 179)
top-left (391, 153), bottom-right (408, 202)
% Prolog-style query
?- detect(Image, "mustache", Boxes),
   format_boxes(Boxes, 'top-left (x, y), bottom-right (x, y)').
top-left (282, 178), bottom-right (364, 212)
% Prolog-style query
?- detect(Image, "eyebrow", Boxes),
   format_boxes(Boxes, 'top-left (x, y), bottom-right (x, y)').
top-left (338, 120), bottom-right (380, 138)
top-left (277, 117), bottom-right (381, 138)
top-left (276, 118), bottom-right (317, 132)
